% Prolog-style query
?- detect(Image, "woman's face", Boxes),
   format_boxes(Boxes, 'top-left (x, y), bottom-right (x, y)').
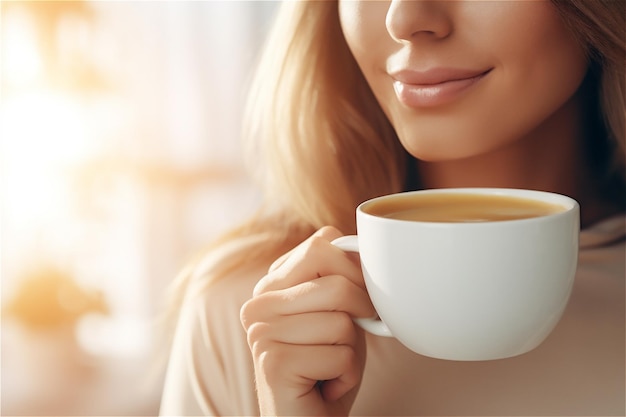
top-left (338, 0), bottom-right (589, 161)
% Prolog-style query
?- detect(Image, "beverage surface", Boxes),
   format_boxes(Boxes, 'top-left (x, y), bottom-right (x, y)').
top-left (365, 193), bottom-right (565, 222)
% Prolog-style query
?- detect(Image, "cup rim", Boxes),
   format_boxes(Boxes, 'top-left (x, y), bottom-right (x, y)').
top-left (357, 187), bottom-right (579, 226)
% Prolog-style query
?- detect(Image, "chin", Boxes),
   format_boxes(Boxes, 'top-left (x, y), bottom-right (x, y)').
top-left (398, 128), bottom-right (522, 164)
top-left (401, 140), bottom-right (485, 163)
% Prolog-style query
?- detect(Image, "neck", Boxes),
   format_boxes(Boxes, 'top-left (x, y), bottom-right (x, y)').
top-left (414, 85), bottom-right (621, 228)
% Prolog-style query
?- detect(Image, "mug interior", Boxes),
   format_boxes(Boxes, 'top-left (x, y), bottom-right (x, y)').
top-left (359, 188), bottom-right (577, 224)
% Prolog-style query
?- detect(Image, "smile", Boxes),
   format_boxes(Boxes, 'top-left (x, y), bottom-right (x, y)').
top-left (391, 68), bottom-right (492, 108)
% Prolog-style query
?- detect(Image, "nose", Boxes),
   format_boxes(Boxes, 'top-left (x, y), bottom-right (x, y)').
top-left (385, 0), bottom-right (453, 43)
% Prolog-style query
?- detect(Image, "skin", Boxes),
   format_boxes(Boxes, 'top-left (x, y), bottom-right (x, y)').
top-left (240, 1), bottom-right (615, 415)
top-left (241, 226), bottom-right (372, 416)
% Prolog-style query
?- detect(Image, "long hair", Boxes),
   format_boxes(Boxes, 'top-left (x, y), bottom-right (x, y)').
top-left (551, 0), bottom-right (625, 186)
top-left (169, 0), bottom-right (626, 303)
top-left (244, 1), bottom-right (406, 234)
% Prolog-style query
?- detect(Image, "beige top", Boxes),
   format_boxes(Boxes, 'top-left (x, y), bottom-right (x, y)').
top-left (160, 215), bottom-right (625, 416)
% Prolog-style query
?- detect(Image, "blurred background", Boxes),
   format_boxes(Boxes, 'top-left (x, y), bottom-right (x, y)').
top-left (1, 1), bottom-right (278, 415)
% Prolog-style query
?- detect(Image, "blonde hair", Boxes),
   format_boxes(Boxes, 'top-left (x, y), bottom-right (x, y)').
top-left (244, 1), bottom-right (406, 233)
top-left (171, 0), bottom-right (626, 301)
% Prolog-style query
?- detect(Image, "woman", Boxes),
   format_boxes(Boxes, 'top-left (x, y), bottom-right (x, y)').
top-left (160, 1), bottom-right (625, 415)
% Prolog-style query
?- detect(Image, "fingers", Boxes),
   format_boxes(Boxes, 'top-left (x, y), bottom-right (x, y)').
top-left (245, 310), bottom-right (365, 402)
top-left (240, 226), bottom-right (369, 414)
top-left (245, 309), bottom-right (359, 347)
top-left (267, 226), bottom-right (341, 273)
top-left (240, 275), bottom-right (373, 380)
top-left (242, 275), bottom-right (376, 327)
top-left (252, 340), bottom-right (362, 404)
top-left (254, 226), bottom-right (363, 296)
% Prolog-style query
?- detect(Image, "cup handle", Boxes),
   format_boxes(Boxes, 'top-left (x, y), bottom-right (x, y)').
top-left (331, 235), bottom-right (393, 338)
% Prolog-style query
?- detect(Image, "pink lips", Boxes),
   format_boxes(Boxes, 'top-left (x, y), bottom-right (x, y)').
top-left (390, 68), bottom-right (492, 108)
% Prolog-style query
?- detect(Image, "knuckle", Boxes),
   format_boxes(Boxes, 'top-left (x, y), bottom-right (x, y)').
top-left (294, 235), bottom-right (329, 266)
top-left (316, 225), bottom-right (343, 239)
top-left (256, 347), bottom-right (285, 377)
top-left (329, 275), bottom-right (354, 305)
top-left (304, 227), bottom-right (343, 254)
top-left (239, 299), bottom-right (254, 329)
top-left (333, 312), bottom-right (356, 341)
top-left (304, 234), bottom-right (328, 255)
top-left (252, 273), bottom-right (272, 296)
top-left (247, 322), bottom-right (271, 352)
top-left (267, 257), bottom-right (284, 273)
top-left (335, 344), bottom-right (358, 368)
top-left (239, 295), bottom-right (265, 329)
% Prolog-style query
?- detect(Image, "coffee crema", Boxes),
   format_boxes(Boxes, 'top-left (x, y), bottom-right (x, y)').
top-left (364, 193), bottom-right (566, 223)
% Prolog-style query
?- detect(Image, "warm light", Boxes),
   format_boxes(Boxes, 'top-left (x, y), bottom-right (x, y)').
top-left (2, 90), bottom-right (91, 164)
top-left (1, 90), bottom-right (93, 242)
top-left (2, 8), bottom-right (43, 86)
top-left (76, 315), bottom-right (151, 357)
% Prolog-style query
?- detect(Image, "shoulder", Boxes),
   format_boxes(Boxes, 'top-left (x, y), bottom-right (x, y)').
top-left (160, 234), bottom-right (301, 416)
top-left (186, 232), bottom-right (301, 310)
top-left (180, 231), bottom-right (302, 347)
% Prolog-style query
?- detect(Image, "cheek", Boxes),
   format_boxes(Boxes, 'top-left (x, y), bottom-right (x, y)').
top-left (478, 9), bottom-right (589, 145)
top-left (339, 0), bottom-right (403, 134)
top-left (338, 1), bottom-right (393, 75)
top-left (339, 1), bottom-right (589, 162)
top-left (394, 7), bottom-right (588, 161)
top-left (339, 1), bottom-right (370, 55)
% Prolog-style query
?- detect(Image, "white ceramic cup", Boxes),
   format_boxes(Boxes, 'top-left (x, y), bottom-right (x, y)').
top-left (332, 188), bottom-right (579, 361)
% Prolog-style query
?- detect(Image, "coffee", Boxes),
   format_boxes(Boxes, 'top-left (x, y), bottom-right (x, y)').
top-left (364, 192), bottom-right (565, 223)
top-left (336, 188), bottom-right (579, 360)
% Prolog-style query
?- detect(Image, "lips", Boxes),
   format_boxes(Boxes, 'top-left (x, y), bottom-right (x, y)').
top-left (390, 67), bottom-right (492, 108)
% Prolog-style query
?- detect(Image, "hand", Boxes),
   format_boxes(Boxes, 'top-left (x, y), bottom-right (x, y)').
top-left (240, 226), bottom-right (375, 416)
